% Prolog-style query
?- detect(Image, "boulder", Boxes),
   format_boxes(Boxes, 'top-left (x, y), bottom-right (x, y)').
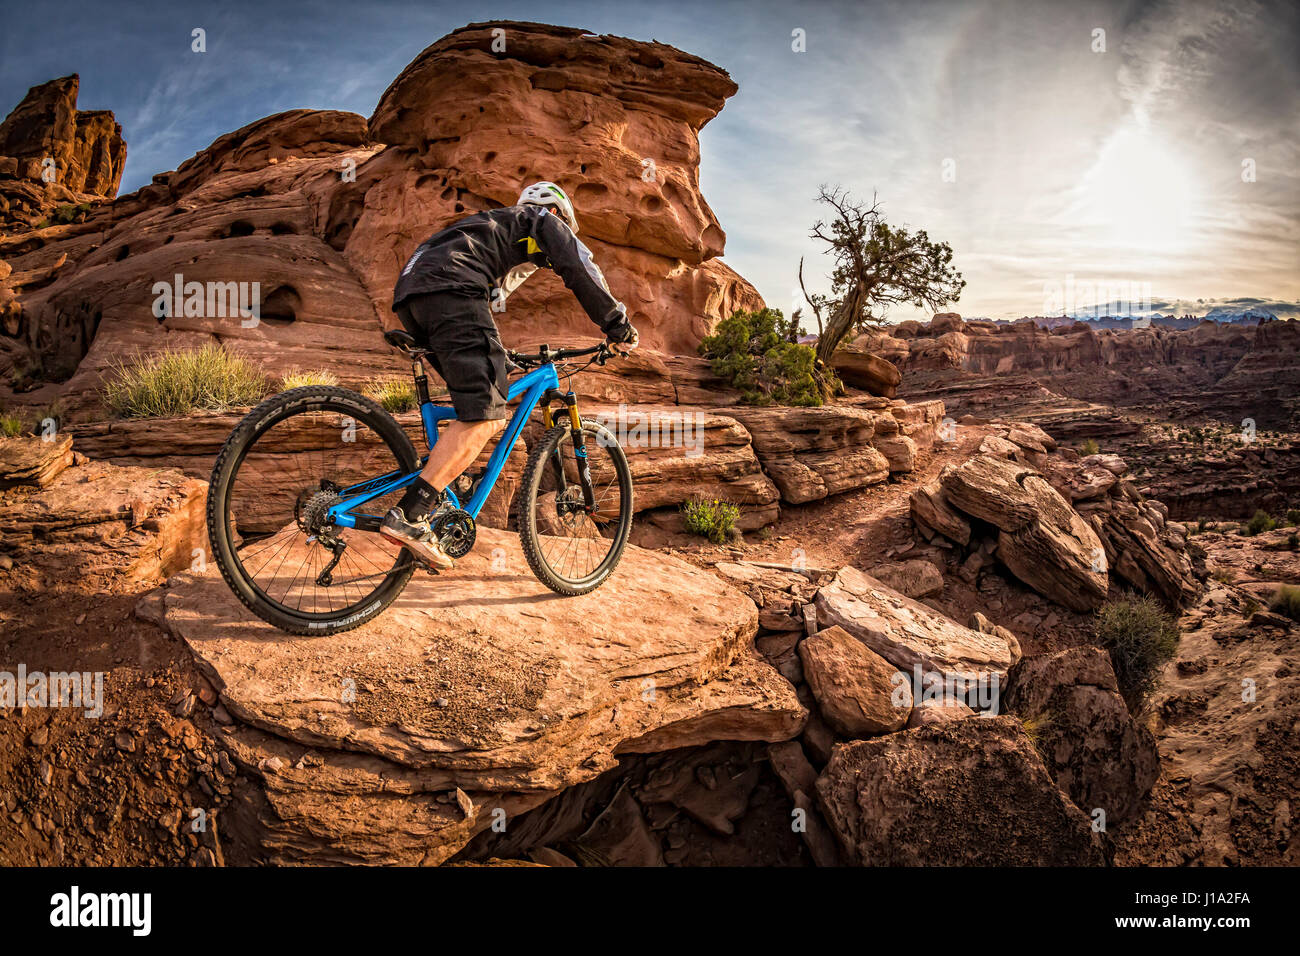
top-left (815, 716), bottom-right (1106, 865)
top-left (830, 348), bottom-right (901, 397)
top-left (814, 565), bottom-right (1015, 692)
top-left (766, 740), bottom-right (843, 866)
top-left (584, 405), bottom-right (780, 527)
top-left (797, 626), bottom-right (911, 737)
top-left (906, 698), bottom-right (974, 727)
top-left (1004, 646), bottom-right (1160, 822)
top-left (940, 455), bottom-right (1109, 611)
top-left (909, 477), bottom-right (971, 546)
top-left (866, 558), bottom-right (943, 598)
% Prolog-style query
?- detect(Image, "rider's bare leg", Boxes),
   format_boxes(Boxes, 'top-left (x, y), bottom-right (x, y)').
top-left (421, 418), bottom-right (505, 491)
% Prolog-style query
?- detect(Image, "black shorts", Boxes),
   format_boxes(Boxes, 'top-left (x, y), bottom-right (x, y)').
top-left (395, 292), bottom-right (509, 421)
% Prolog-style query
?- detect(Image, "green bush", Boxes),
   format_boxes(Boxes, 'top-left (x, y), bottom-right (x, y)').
top-left (1270, 585), bottom-right (1300, 622)
top-left (681, 497), bottom-right (740, 544)
top-left (1286, 509), bottom-right (1300, 527)
top-left (698, 308), bottom-right (838, 407)
top-left (279, 368), bottom-right (338, 390)
top-left (1080, 438), bottom-right (1100, 456)
top-left (1245, 510), bottom-right (1277, 536)
top-left (101, 344), bottom-right (270, 419)
top-left (1093, 594), bottom-right (1180, 712)
top-left (363, 376), bottom-right (417, 413)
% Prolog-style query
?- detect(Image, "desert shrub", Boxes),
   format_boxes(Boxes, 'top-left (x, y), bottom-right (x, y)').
top-left (1241, 597), bottom-right (1262, 619)
top-left (1080, 438), bottom-right (1100, 456)
top-left (1195, 516), bottom-right (1210, 534)
top-left (698, 308), bottom-right (838, 407)
top-left (49, 202), bottom-right (91, 225)
top-left (1289, 533), bottom-right (1299, 552)
top-left (101, 344), bottom-right (270, 419)
top-left (1093, 594), bottom-right (1180, 712)
top-left (363, 376), bottom-right (417, 413)
top-left (1270, 585), bottom-right (1300, 622)
top-left (279, 368), bottom-right (338, 390)
top-left (1286, 509), bottom-right (1300, 527)
top-left (1245, 510), bottom-right (1277, 536)
top-left (0, 410), bottom-right (24, 437)
top-left (681, 497), bottom-right (740, 544)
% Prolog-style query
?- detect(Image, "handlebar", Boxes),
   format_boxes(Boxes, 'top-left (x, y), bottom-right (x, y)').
top-left (507, 341), bottom-right (624, 369)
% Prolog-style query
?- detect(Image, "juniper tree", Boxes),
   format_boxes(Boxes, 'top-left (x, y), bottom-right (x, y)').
top-left (799, 186), bottom-right (965, 366)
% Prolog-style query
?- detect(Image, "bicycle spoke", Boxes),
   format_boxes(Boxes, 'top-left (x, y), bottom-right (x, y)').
top-left (528, 426), bottom-right (627, 586)
top-left (224, 398), bottom-right (413, 620)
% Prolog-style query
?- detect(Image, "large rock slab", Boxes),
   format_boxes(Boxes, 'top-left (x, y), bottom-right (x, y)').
top-left (160, 526), bottom-right (805, 794)
top-left (816, 716), bottom-right (1106, 865)
top-left (814, 565), bottom-right (1014, 691)
top-left (940, 455), bottom-right (1109, 612)
top-left (1005, 646), bottom-right (1159, 823)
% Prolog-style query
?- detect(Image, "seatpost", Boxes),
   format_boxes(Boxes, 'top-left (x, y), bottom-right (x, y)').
top-left (412, 359), bottom-right (431, 405)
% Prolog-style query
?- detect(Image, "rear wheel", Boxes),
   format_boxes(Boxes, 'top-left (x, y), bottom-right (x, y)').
top-left (206, 386), bottom-right (420, 635)
top-left (515, 420), bottom-right (633, 595)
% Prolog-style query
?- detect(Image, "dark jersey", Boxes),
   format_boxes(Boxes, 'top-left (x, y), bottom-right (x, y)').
top-left (392, 204), bottom-right (629, 338)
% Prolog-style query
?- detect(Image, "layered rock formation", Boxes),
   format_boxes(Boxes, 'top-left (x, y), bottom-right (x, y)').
top-left (0, 22), bottom-right (761, 412)
top-left (0, 435), bottom-right (204, 588)
top-left (889, 312), bottom-right (1300, 430)
top-left (0, 75), bottom-right (126, 232)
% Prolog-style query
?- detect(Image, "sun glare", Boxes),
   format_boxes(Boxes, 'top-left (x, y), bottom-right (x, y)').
top-left (1078, 126), bottom-right (1199, 250)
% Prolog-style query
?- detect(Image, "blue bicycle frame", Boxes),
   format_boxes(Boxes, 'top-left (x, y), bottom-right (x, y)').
top-left (324, 362), bottom-right (561, 531)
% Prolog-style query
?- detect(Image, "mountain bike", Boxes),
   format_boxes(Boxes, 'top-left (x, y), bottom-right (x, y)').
top-left (205, 330), bottom-right (634, 635)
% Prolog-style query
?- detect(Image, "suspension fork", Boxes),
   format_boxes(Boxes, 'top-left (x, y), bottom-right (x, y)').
top-left (542, 391), bottom-right (596, 511)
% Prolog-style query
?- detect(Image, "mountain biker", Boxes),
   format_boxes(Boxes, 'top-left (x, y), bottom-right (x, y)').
top-left (381, 181), bottom-right (639, 569)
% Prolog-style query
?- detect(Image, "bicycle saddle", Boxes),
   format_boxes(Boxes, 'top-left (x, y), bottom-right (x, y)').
top-left (383, 329), bottom-right (419, 352)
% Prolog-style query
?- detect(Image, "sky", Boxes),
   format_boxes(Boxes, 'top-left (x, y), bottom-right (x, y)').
top-left (2, 0), bottom-right (1297, 323)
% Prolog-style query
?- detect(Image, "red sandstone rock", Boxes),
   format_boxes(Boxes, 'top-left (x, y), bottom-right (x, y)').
top-left (1, 22), bottom-right (761, 414)
top-left (0, 75), bottom-right (125, 231)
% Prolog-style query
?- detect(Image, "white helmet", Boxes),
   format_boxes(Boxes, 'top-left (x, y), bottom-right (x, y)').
top-left (518, 181), bottom-right (578, 233)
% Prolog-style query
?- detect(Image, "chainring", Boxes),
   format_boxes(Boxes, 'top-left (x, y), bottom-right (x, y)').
top-left (431, 508), bottom-right (476, 558)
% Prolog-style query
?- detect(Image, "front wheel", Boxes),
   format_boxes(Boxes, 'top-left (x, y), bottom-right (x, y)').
top-left (515, 420), bottom-right (634, 595)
